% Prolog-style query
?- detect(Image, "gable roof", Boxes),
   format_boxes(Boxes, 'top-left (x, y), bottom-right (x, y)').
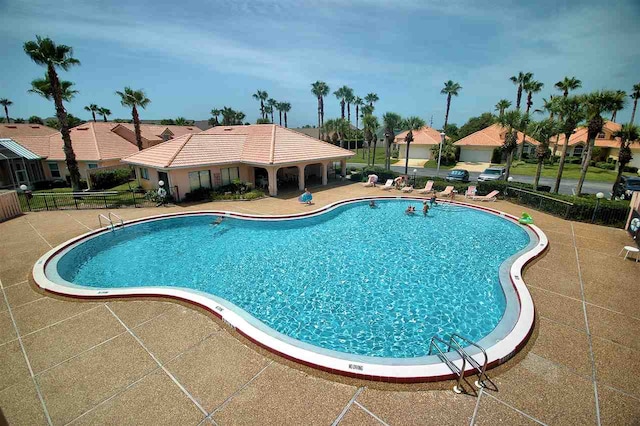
top-left (395, 126), bottom-right (443, 145)
top-left (454, 124), bottom-right (541, 147)
top-left (123, 124), bottom-right (354, 169)
top-left (0, 123), bottom-right (58, 138)
top-left (116, 123), bottom-right (201, 142)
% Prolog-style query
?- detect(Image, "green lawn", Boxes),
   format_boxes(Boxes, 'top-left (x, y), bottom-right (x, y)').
top-left (507, 163), bottom-right (634, 183)
top-left (424, 160), bottom-right (455, 170)
top-left (349, 148), bottom-right (393, 166)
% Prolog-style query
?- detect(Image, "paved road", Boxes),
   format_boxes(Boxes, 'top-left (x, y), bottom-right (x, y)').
top-left (347, 163), bottom-right (614, 196)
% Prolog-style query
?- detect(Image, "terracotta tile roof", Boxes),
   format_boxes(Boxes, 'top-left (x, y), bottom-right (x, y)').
top-left (0, 123), bottom-right (58, 138)
top-left (123, 124), bottom-right (354, 168)
top-left (555, 121), bottom-right (626, 148)
top-left (117, 123), bottom-right (201, 142)
top-left (454, 124), bottom-right (541, 147)
top-left (394, 126), bottom-right (443, 145)
top-left (8, 136), bottom-right (51, 158)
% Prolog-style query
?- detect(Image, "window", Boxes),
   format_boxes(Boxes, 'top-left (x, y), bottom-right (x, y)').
top-left (87, 163), bottom-right (98, 169)
top-left (220, 167), bottom-right (240, 186)
top-left (48, 162), bottom-right (61, 178)
top-left (140, 167), bottom-right (149, 180)
top-left (189, 170), bottom-right (211, 191)
top-left (573, 144), bottom-right (584, 157)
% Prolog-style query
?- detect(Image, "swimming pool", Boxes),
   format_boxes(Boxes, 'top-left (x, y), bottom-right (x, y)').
top-left (34, 197), bottom-right (547, 382)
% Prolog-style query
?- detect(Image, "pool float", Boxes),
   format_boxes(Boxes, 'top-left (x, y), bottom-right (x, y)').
top-left (299, 193), bottom-right (313, 203)
top-left (518, 212), bottom-right (534, 224)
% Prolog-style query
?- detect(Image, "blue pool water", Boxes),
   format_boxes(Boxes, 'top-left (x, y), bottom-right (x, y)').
top-left (56, 200), bottom-right (530, 358)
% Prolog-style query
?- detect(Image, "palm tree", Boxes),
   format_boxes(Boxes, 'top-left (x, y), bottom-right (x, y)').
top-left (553, 96), bottom-right (585, 193)
top-left (402, 116), bottom-right (427, 174)
top-left (497, 110), bottom-right (526, 181)
top-left (210, 109), bottom-right (221, 126)
top-left (365, 93), bottom-right (379, 107)
top-left (610, 90), bottom-right (626, 122)
top-left (98, 107), bottom-right (111, 122)
top-left (353, 96), bottom-right (364, 151)
top-left (552, 76), bottom-right (582, 156)
top-left (266, 98), bottom-right (277, 123)
top-left (28, 74), bottom-right (79, 102)
top-left (221, 107), bottom-right (236, 125)
top-left (24, 36), bottom-right (82, 190)
top-left (276, 102), bottom-right (284, 126)
top-left (612, 124), bottom-right (639, 192)
top-left (517, 79), bottom-right (544, 158)
top-left (630, 83), bottom-right (640, 124)
top-left (279, 102), bottom-right (291, 128)
top-left (334, 87), bottom-right (347, 119)
top-left (528, 118), bottom-right (558, 189)
top-left (252, 90), bottom-right (269, 119)
top-left (509, 72), bottom-right (532, 110)
top-left (84, 104), bottom-right (99, 122)
top-left (441, 80), bottom-right (461, 129)
top-left (323, 118), bottom-right (349, 148)
top-left (363, 114), bottom-right (379, 166)
top-left (541, 96), bottom-right (557, 119)
top-left (495, 99), bottom-right (511, 118)
top-left (235, 111), bottom-right (246, 125)
top-left (575, 91), bottom-right (619, 194)
top-left (311, 81), bottom-right (330, 138)
top-left (344, 87), bottom-right (354, 123)
top-left (174, 117), bottom-right (188, 125)
top-left (0, 98), bottom-right (12, 123)
top-left (263, 106), bottom-right (273, 123)
top-left (382, 112), bottom-right (402, 170)
top-left (115, 87), bottom-right (151, 151)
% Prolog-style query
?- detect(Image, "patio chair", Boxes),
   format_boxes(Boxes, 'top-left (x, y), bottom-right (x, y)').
top-left (436, 186), bottom-right (454, 198)
top-left (401, 185), bottom-right (414, 193)
top-left (417, 180), bottom-right (434, 194)
top-left (471, 190), bottom-right (500, 202)
top-left (464, 185), bottom-right (477, 198)
top-left (380, 179), bottom-right (394, 190)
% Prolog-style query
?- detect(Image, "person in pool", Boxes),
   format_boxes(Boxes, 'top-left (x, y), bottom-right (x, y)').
top-left (369, 200), bottom-right (376, 208)
top-left (405, 205), bottom-right (415, 215)
top-left (212, 217), bottom-right (224, 225)
top-left (429, 195), bottom-right (438, 206)
top-left (299, 188), bottom-right (313, 205)
top-left (422, 200), bottom-right (429, 216)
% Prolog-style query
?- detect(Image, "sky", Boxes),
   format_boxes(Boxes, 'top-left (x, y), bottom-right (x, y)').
top-left (1, 0), bottom-right (639, 129)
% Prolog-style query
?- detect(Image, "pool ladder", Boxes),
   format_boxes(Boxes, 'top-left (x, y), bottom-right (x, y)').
top-left (98, 212), bottom-right (124, 231)
top-left (428, 334), bottom-right (488, 394)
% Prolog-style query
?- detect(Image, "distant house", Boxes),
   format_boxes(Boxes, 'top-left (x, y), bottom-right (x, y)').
top-left (1, 122), bottom-right (201, 189)
top-left (454, 124), bottom-right (540, 163)
top-left (394, 126), bottom-right (443, 161)
top-left (123, 124), bottom-right (354, 199)
top-left (292, 127), bottom-right (320, 139)
top-left (555, 120), bottom-right (640, 169)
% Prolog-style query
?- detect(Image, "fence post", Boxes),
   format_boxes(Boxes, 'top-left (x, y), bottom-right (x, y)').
top-left (44, 196), bottom-right (49, 211)
top-left (52, 195), bottom-right (58, 209)
top-left (74, 196), bottom-right (78, 209)
top-left (104, 195), bottom-right (108, 209)
top-left (131, 191), bottom-right (137, 208)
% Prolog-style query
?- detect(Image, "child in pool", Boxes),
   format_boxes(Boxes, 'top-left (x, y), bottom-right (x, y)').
top-left (429, 195), bottom-right (438, 206)
top-left (422, 200), bottom-right (429, 216)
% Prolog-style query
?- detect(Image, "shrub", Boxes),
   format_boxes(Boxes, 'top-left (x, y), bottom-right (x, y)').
top-left (184, 187), bottom-right (212, 202)
top-left (211, 189), bottom-right (265, 201)
top-left (349, 171), bottom-right (362, 182)
top-left (90, 168), bottom-right (133, 190)
top-left (566, 156), bottom-right (582, 164)
top-left (595, 162), bottom-right (615, 170)
top-left (623, 166), bottom-right (638, 173)
top-left (361, 166), bottom-right (398, 182)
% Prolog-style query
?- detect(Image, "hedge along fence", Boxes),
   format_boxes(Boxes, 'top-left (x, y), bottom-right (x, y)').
top-left (357, 166), bottom-right (630, 228)
top-left (89, 168), bottom-right (135, 190)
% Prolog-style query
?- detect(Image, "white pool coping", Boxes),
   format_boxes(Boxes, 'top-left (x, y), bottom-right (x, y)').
top-left (32, 196), bottom-right (547, 382)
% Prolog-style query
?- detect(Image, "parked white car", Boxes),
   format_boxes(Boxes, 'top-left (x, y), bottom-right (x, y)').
top-left (477, 167), bottom-right (506, 182)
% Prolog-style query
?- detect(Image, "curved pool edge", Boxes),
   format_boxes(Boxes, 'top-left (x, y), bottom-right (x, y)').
top-left (32, 196), bottom-right (548, 383)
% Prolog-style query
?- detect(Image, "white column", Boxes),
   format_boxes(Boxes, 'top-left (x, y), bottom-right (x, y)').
top-left (267, 167), bottom-right (278, 196)
top-left (298, 164), bottom-right (306, 191)
top-left (340, 159), bottom-right (347, 177)
top-left (321, 162), bottom-right (328, 185)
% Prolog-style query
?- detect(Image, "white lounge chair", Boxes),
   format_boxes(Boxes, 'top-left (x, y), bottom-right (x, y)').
top-left (464, 185), bottom-right (477, 198)
top-left (436, 186), bottom-right (454, 198)
top-left (471, 190), bottom-right (500, 201)
top-left (380, 179), bottom-right (394, 190)
top-left (401, 185), bottom-right (414, 193)
top-left (417, 180), bottom-right (434, 194)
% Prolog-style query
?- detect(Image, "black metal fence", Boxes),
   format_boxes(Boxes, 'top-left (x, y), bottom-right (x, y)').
top-left (504, 187), bottom-right (631, 228)
top-left (18, 190), bottom-right (157, 212)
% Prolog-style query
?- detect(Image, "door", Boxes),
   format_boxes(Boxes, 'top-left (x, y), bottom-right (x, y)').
top-left (14, 162), bottom-right (28, 186)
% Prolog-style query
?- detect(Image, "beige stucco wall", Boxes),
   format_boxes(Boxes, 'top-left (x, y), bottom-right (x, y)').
top-left (399, 145), bottom-right (433, 160)
top-left (459, 147), bottom-right (494, 163)
top-left (43, 159), bottom-right (125, 183)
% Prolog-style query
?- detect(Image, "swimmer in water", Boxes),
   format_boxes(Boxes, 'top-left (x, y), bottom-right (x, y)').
top-left (422, 200), bottom-right (429, 216)
top-left (213, 217), bottom-right (223, 225)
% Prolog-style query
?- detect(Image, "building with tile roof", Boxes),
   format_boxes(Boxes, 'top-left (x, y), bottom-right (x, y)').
top-left (394, 126), bottom-right (444, 161)
top-left (123, 124), bottom-right (354, 198)
top-left (1, 122), bottom-right (201, 189)
top-left (454, 124), bottom-right (540, 163)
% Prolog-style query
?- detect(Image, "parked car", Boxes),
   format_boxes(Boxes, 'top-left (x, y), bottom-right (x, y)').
top-left (445, 169), bottom-right (470, 182)
top-left (477, 167), bottom-right (506, 182)
top-left (614, 176), bottom-right (640, 200)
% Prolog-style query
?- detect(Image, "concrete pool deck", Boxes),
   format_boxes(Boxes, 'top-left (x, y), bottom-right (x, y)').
top-left (1, 183), bottom-right (639, 425)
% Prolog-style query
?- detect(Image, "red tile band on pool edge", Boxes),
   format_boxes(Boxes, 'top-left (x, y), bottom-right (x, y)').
top-left (32, 196), bottom-right (547, 383)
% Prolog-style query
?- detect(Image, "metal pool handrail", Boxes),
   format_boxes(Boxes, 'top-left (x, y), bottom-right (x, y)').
top-left (449, 334), bottom-right (488, 389)
top-left (429, 336), bottom-right (467, 394)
